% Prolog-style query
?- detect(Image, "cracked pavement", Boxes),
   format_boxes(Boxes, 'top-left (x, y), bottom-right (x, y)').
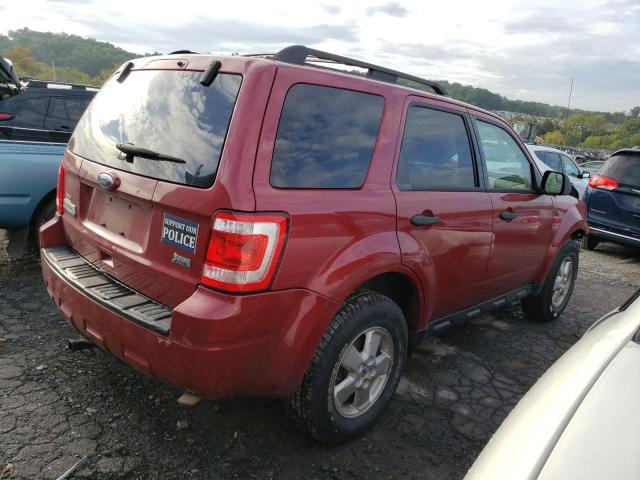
top-left (0, 232), bottom-right (638, 479)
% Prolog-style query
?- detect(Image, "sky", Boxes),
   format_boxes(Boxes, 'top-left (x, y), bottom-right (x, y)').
top-left (2, 0), bottom-right (639, 112)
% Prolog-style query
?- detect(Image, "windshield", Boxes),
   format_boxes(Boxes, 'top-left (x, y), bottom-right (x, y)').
top-left (69, 70), bottom-right (242, 188)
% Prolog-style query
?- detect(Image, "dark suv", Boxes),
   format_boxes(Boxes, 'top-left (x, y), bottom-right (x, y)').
top-left (0, 60), bottom-right (97, 143)
top-left (40, 46), bottom-right (587, 443)
top-left (582, 148), bottom-right (640, 249)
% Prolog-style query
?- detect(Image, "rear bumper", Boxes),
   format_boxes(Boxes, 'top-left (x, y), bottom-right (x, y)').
top-left (588, 225), bottom-right (640, 248)
top-left (41, 217), bottom-right (339, 398)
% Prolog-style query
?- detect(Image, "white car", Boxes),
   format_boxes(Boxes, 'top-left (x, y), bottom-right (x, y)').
top-left (465, 289), bottom-right (640, 480)
top-left (526, 145), bottom-right (591, 198)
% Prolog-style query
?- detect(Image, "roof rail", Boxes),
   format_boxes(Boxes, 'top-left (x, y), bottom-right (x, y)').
top-left (272, 45), bottom-right (447, 96)
top-left (25, 79), bottom-right (99, 91)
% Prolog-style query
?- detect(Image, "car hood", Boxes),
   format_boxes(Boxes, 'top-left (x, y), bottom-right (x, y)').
top-left (465, 294), bottom-right (640, 480)
top-left (0, 57), bottom-right (21, 89)
top-left (537, 340), bottom-right (640, 480)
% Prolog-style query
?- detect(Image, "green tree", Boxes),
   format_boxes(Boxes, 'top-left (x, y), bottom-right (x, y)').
top-left (542, 130), bottom-right (565, 145)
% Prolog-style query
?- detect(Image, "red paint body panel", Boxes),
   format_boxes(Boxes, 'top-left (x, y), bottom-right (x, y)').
top-left (40, 53), bottom-right (587, 399)
top-left (42, 215), bottom-right (338, 397)
top-left (479, 192), bottom-right (554, 300)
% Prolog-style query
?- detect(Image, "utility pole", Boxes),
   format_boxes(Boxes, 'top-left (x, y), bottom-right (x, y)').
top-left (52, 59), bottom-right (56, 81)
top-left (563, 78), bottom-right (574, 131)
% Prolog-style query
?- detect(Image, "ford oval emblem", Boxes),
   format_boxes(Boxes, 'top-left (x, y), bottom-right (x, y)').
top-left (97, 172), bottom-right (119, 190)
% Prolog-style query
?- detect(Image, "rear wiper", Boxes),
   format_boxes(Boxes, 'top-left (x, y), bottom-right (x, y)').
top-left (115, 143), bottom-right (186, 164)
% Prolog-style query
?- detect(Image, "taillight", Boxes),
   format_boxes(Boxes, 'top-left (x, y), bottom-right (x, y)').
top-left (201, 211), bottom-right (288, 292)
top-left (56, 162), bottom-right (65, 214)
top-left (0, 112), bottom-right (13, 120)
top-left (589, 174), bottom-right (618, 191)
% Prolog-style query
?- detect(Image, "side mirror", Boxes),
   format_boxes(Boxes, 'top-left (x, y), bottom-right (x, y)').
top-left (541, 171), bottom-right (572, 196)
top-left (579, 171), bottom-right (591, 179)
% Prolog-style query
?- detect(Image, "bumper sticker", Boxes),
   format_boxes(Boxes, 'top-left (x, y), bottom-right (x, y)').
top-left (161, 213), bottom-right (198, 254)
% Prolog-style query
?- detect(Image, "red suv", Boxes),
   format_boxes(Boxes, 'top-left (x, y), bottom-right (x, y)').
top-left (40, 46), bottom-right (587, 443)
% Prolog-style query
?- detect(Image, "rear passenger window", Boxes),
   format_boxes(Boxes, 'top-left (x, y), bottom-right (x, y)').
top-left (12, 97), bottom-right (48, 127)
top-left (270, 84), bottom-right (384, 189)
top-left (48, 98), bottom-right (67, 119)
top-left (476, 121), bottom-right (533, 191)
top-left (397, 106), bottom-right (475, 190)
top-left (562, 155), bottom-right (580, 177)
top-left (536, 151), bottom-right (562, 171)
top-left (64, 97), bottom-right (91, 121)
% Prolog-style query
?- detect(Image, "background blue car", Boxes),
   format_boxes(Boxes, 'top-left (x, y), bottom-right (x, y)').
top-left (583, 148), bottom-right (640, 250)
top-left (1, 57), bottom-right (96, 256)
top-left (0, 139), bottom-right (65, 255)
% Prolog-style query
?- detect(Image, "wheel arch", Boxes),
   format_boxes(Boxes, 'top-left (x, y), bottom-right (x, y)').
top-left (355, 271), bottom-right (423, 331)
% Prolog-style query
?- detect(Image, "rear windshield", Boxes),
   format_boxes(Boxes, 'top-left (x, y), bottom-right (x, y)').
top-left (600, 154), bottom-right (640, 186)
top-left (69, 70), bottom-right (241, 188)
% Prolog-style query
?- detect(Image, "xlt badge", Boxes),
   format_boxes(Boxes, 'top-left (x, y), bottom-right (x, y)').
top-left (171, 252), bottom-right (191, 268)
top-left (62, 195), bottom-right (76, 216)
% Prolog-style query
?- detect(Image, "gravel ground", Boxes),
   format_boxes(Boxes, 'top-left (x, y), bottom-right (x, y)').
top-left (0, 230), bottom-right (638, 480)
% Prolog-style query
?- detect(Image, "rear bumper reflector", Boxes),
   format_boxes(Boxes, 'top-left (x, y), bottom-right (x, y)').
top-left (42, 247), bottom-right (172, 335)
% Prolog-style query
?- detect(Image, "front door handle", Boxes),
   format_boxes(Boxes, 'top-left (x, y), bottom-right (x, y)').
top-left (411, 214), bottom-right (441, 226)
top-left (499, 211), bottom-right (518, 221)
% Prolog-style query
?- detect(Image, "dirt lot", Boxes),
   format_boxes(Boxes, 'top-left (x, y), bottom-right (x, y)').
top-left (0, 231), bottom-right (638, 480)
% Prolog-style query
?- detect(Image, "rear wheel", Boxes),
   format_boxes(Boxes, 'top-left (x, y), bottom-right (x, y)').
top-left (285, 292), bottom-right (407, 444)
top-left (522, 241), bottom-right (579, 323)
top-left (582, 235), bottom-right (599, 251)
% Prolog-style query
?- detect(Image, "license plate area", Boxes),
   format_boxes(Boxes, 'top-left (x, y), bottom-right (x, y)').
top-left (86, 189), bottom-right (151, 246)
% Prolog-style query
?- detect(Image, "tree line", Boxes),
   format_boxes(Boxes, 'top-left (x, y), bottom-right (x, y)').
top-left (540, 114), bottom-right (640, 151)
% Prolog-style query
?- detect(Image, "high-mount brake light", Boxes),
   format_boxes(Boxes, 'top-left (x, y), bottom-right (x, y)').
top-left (201, 211), bottom-right (288, 292)
top-left (589, 174), bottom-right (618, 191)
top-left (56, 162), bottom-right (65, 214)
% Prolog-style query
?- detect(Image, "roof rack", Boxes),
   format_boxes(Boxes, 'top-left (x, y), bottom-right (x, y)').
top-left (24, 79), bottom-right (99, 91)
top-left (271, 45), bottom-right (447, 96)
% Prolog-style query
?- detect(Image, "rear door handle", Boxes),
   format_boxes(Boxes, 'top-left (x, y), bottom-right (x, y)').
top-left (411, 214), bottom-right (441, 226)
top-left (499, 211), bottom-right (518, 221)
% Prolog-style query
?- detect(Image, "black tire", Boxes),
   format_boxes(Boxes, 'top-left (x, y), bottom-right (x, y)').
top-left (285, 292), bottom-right (408, 444)
top-left (522, 241), bottom-right (580, 323)
top-left (32, 196), bottom-right (56, 250)
top-left (582, 235), bottom-right (599, 251)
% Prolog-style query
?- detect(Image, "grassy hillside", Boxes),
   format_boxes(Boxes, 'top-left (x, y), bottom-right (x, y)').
top-left (0, 28), bottom-right (141, 76)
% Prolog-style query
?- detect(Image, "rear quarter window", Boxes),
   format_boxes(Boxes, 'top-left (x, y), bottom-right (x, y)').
top-left (270, 84), bottom-right (384, 189)
top-left (600, 154), bottom-right (640, 186)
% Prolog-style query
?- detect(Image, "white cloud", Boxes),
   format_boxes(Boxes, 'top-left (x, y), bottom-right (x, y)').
top-left (2, 0), bottom-right (638, 111)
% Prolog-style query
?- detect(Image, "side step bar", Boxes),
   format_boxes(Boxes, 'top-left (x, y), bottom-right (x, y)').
top-left (43, 247), bottom-right (172, 335)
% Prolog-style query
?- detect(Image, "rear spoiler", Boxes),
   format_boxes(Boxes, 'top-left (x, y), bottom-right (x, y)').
top-left (0, 57), bottom-right (21, 90)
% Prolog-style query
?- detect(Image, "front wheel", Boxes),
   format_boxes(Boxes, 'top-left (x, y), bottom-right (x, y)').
top-left (522, 241), bottom-right (579, 323)
top-left (285, 292), bottom-right (408, 444)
